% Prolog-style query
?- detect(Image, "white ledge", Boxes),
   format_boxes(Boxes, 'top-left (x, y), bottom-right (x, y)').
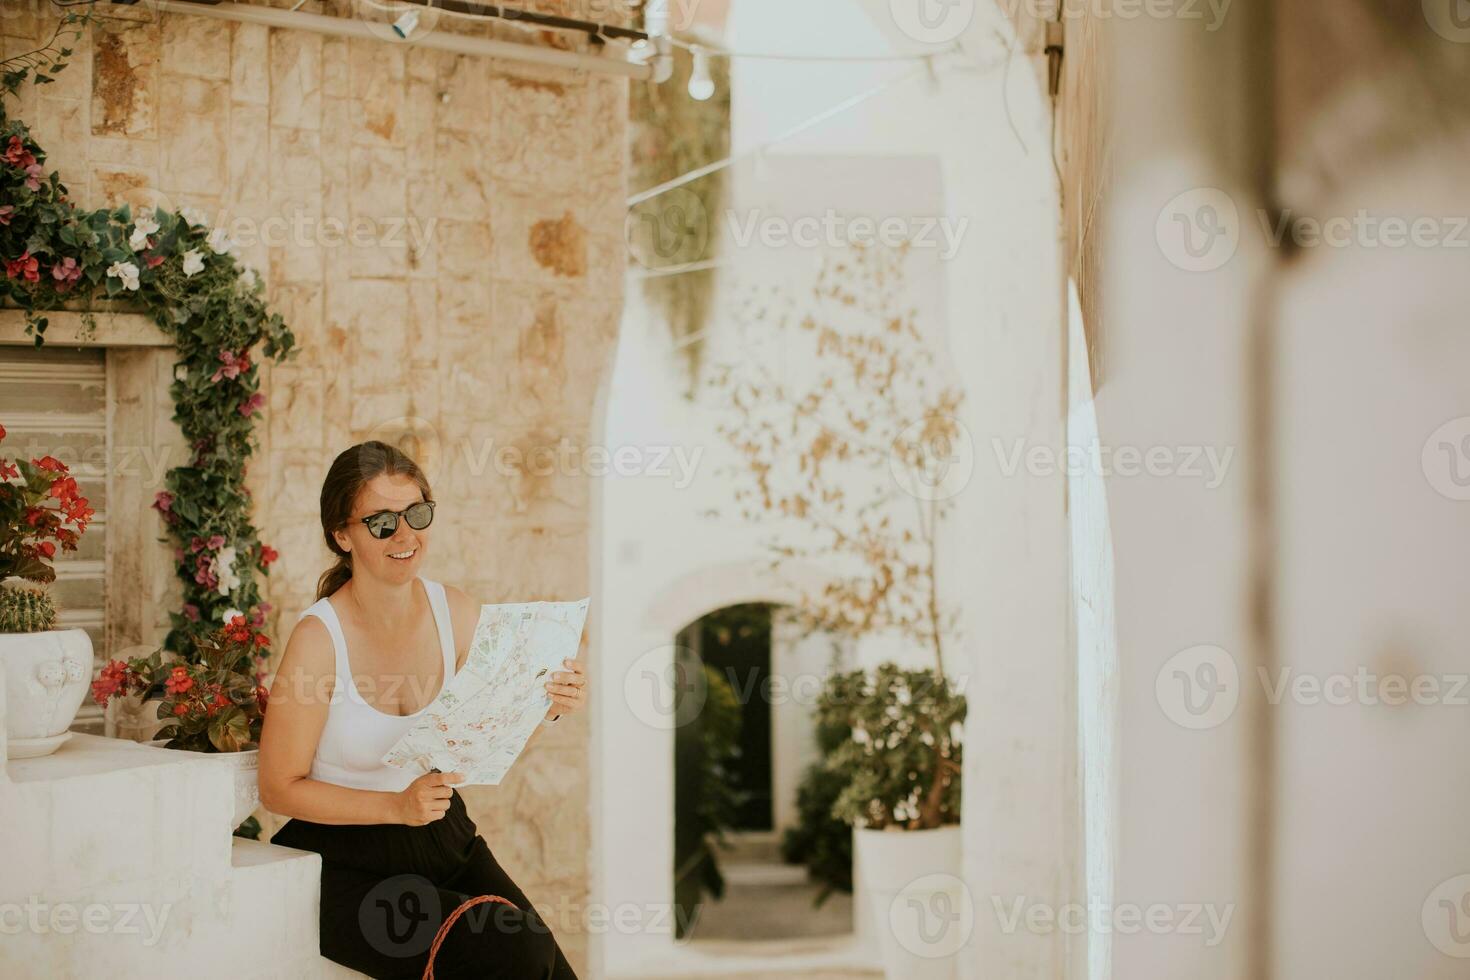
top-left (0, 308), bottom-right (171, 348)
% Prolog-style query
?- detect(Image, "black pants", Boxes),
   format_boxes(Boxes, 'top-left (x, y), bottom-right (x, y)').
top-left (271, 790), bottom-right (578, 980)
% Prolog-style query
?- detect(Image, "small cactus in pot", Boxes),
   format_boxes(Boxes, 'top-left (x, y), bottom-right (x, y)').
top-left (0, 585), bottom-right (57, 634)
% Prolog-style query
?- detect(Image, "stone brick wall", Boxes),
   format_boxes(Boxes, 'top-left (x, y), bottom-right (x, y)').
top-left (4, 2), bottom-right (627, 970)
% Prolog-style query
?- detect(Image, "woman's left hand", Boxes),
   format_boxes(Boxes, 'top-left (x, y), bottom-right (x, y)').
top-left (545, 631), bottom-right (589, 721)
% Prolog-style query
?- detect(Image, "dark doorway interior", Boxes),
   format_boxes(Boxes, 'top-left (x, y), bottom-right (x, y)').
top-left (695, 602), bottom-right (774, 830)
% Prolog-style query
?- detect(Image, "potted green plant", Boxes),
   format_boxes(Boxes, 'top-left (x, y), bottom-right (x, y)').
top-left (91, 614), bottom-right (272, 834)
top-left (708, 246), bottom-right (970, 974)
top-left (0, 422), bottom-right (96, 758)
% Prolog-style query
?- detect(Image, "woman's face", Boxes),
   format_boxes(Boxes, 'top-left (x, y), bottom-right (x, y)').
top-left (331, 472), bottom-right (430, 584)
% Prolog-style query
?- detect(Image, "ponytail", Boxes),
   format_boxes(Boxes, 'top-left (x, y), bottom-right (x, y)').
top-left (315, 553), bottom-right (352, 602)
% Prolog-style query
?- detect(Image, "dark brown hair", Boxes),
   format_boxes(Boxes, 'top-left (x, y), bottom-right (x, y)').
top-left (315, 440), bottom-right (433, 601)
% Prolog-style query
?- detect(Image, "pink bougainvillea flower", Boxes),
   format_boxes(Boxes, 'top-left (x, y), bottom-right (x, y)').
top-left (24, 163), bottom-right (43, 192)
top-left (183, 603), bottom-right (201, 622)
top-left (144, 252), bottom-right (165, 269)
top-left (152, 490), bottom-right (174, 513)
top-left (206, 533), bottom-right (225, 550)
top-left (6, 251), bottom-right (39, 283)
top-left (4, 135), bottom-right (35, 169)
top-left (210, 348), bottom-right (250, 382)
top-left (238, 392), bottom-right (266, 417)
top-left (50, 256), bottom-right (82, 293)
top-left (0, 205), bottom-right (14, 226)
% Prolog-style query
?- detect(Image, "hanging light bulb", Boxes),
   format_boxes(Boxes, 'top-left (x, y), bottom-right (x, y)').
top-left (688, 47), bottom-right (715, 101)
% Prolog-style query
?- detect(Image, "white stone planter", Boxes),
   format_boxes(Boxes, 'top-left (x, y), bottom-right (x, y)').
top-left (1, 627), bottom-right (92, 758)
top-left (853, 824), bottom-right (968, 979)
top-left (148, 740), bottom-right (261, 832)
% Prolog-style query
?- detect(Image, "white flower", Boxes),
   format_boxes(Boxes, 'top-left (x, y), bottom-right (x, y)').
top-left (182, 249), bottom-right (205, 277)
top-left (215, 546), bottom-right (241, 597)
top-left (207, 227), bottom-right (234, 255)
top-left (180, 206), bottom-right (209, 229)
top-left (128, 214), bottom-right (160, 251)
top-left (106, 261), bottom-right (140, 291)
top-left (239, 267), bottom-right (258, 290)
top-left (221, 606), bottom-right (244, 624)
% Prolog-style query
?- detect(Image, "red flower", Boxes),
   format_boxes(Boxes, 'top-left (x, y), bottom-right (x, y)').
top-left (173, 702), bottom-right (189, 717)
top-left (90, 660), bottom-right (139, 707)
top-left (259, 544), bottom-right (278, 567)
top-left (253, 633), bottom-right (270, 649)
top-left (0, 460), bottom-right (16, 480)
top-left (164, 665), bottom-right (194, 696)
top-left (37, 541), bottom-right (55, 558)
top-left (32, 455), bottom-right (66, 473)
top-left (145, 252), bottom-right (165, 269)
top-left (6, 251), bottom-right (39, 283)
top-left (0, 422), bottom-right (6, 440)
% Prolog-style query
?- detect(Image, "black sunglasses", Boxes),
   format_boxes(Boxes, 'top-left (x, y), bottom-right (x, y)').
top-left (357, 500), bottom-right (435, 539)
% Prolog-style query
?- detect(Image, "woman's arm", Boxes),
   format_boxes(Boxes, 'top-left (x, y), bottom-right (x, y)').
top-left (257, 616), bottom-right (407, 825)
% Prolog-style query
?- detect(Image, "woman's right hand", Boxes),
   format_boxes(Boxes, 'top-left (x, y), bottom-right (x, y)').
top-left (395, 771), bottom-right (465, 825)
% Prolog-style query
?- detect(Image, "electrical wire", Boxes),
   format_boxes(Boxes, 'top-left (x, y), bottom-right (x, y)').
top-left (663, 34), bottom-right (960, 64)
top-left (628, 56), bottom-right (955, 207)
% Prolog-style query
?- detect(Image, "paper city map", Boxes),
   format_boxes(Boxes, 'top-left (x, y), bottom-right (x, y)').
top-left (381, 598), bottom-right (590, 785)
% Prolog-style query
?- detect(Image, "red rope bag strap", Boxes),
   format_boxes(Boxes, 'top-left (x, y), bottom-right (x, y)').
top-left (422, 894), bottom-right (519, 980)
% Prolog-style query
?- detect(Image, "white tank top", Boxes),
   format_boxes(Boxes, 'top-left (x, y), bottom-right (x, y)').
top-left (297, 575), bottom-right (456, 793)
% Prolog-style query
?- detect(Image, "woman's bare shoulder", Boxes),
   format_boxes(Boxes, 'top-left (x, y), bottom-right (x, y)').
top-left (278, 611), bottom-right (335, 676)
top-left (440, 584), bottom-right (479, 667)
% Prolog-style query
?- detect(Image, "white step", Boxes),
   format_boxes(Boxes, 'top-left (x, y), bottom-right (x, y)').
top-left (0, 733), bottom-right (234, 902)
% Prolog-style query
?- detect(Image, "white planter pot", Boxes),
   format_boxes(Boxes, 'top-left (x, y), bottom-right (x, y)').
top-left (853, 825), bottom-right (968, 980)
top-left (147, 740), bottom-right (260, 833)
top-left (1, 628), bottom-right (92, 759)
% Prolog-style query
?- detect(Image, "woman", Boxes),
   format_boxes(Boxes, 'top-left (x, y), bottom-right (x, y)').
top-left (259, 440), bottom-right (587, 979)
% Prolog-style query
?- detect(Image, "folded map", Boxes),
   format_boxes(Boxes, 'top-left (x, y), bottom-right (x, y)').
top-left (381, 597), bottom-right (590, 785)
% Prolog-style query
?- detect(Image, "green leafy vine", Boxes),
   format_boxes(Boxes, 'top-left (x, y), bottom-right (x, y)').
top-left (1, 20), bottom-right (297, 656)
